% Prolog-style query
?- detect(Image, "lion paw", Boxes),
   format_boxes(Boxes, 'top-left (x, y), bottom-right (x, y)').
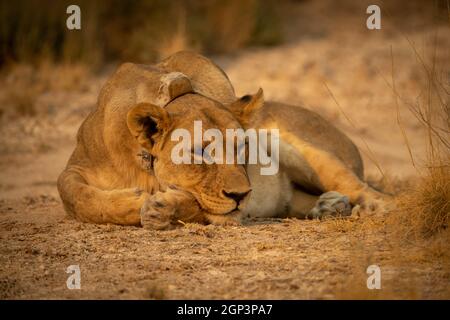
top-left (309, 191), bottom-right (352, 219)
top-left (140, 192), bottom-right (179, 230)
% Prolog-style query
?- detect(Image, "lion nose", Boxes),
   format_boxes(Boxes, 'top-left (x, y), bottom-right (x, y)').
top-left (222, 190), bottom-right (251, 206)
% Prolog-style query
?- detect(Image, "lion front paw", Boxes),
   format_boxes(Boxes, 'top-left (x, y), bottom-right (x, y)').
top-left (309, 191), bottom-right (352, 219)
top-left (140, 192), bottom-right (180, 230)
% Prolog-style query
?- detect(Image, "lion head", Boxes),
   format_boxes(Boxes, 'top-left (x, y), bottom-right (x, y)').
top-left (126, 92), bottom-right (266, 221)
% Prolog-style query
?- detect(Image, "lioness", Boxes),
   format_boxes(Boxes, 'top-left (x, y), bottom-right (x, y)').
top-left (58, 51), bottom-right (387, 230)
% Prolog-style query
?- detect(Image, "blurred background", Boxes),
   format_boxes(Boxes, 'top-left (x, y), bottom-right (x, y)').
top-left (0, 0), bottom-right (448, 192)
top-left (1, 0), bottom-right (285, 66)
top-left (0, 0), bottom-right (449, 300)
top-left (1, 0), bottom-right (447, 66)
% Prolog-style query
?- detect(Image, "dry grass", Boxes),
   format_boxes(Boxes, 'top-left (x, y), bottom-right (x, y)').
top-left (0, 0), bottom-right (283, 67)
top-left (389, 27), bottom-right (450, 240)
top-left (333, 10), bottom-right (450, 298)
top-left (325, 16), bottom-right (450, 298)
top-left (394, 165), bottom-right (449, 239)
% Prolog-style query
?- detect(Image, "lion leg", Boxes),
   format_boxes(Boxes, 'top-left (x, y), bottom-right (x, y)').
top-left (281, 188), bottom-right (318, 219)
top-left (282, 189), bottom-right (352, 219)
top-left (57, 168), bottom-right (149, 225)
top-left (300, 146), bottom-right (386, 210)
top-left (140, 186), bottom-right (207, 230)
top-left (281, 136), bottom-right (388, 212)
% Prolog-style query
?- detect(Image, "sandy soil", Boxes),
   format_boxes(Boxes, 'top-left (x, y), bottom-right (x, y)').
top-left (0, 1), bottom-right (449, 299)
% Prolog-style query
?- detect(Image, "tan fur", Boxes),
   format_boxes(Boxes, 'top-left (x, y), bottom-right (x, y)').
top-left (232, 93), bottom-right (389, 220)
top-left (58, 52), bottom-right (249, 228)
top-left (58, 52), bottom-right (388, 229)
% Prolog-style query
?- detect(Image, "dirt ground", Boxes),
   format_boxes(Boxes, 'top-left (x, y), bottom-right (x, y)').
top-left (0, 1), bottom-right (449, 299)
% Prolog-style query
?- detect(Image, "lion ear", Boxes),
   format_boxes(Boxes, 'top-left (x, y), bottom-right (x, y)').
top-left (157, 51), bottom-right (236, 104)
top-left (127, 103), bottom-right (171, 150)
top-left (228, 88), bottom-right (264, 119)
top-left (154, 72), bottom-right (193, 107)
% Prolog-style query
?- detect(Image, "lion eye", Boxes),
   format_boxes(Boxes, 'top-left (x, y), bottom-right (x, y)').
top-left (237, 143), bottom-right (245, 154)
top-left (192, 147), bottom-right (203, 157)
top-left (237, 141), bottom-right (248, 157)
top-left (191, 146), bottom-right (205, 163)
top-left (203, 150), bottom-right (214, 164)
